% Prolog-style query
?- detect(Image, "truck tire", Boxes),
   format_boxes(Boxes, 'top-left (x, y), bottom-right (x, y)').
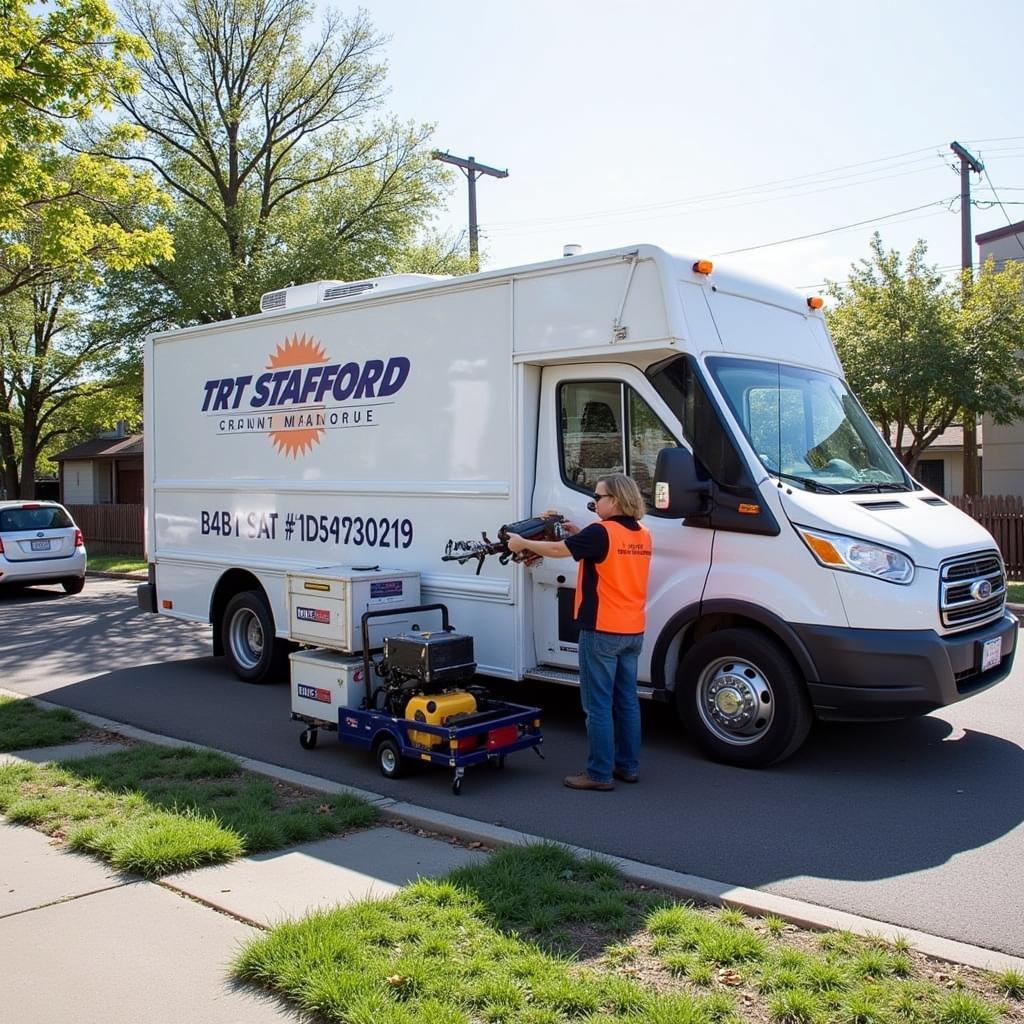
top-left (222, 590), bottom-right (287, 684)
top-left (675, 628), bottom-right (812, 767)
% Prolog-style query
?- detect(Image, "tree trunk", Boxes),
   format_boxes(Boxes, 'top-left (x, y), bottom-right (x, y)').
top-left (962, 414), bottom-right (980, 497)
top-left (19, 424), bottom-right (37, 499)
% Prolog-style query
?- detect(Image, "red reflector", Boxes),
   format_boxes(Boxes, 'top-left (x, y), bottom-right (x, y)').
top-left (0, 537), bottom-right (4, 554)
top-left (74, 529), bottom-right (83, 548)
top-left (162, 599), bottom-right (173, 609)
top-left (487, 725), bottom-right (519, 750)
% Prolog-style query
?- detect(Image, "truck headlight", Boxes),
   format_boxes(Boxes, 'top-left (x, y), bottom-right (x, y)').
top-left (796, 527), bottom-right (915, 585)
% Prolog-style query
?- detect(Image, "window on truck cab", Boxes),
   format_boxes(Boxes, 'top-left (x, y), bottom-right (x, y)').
top-left (558, 380), bottom-right (678, 508)
top-left (645, 355), bottom-right (748, 488)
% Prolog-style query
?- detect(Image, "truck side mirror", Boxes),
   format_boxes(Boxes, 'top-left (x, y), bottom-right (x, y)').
top-left (653, 447), bottom-right (711, 518)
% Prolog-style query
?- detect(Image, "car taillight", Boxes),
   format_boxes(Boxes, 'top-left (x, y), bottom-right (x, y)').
top-left (74, 529), bottom-right (83, 548)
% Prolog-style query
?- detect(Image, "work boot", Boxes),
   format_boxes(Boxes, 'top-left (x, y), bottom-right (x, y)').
top-left (613, 768), bottom-right (639, 784)
top-left (563, 772), bottom-right (614, 791)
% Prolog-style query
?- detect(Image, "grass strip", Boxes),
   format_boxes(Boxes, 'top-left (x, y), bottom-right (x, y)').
top-left (0, 743), bottom-right (377, 877)
top-left (86, 554), bottom-right (147, 574)
top-left (234, 843), bottom-right (1018, 1024)
top-left (0, 695), bottom-right (85, 752)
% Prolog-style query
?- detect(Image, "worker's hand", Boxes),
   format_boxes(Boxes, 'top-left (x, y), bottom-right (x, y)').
top-left (505, 532), bottom-right (527, 553)
top-left (560, 519), bottom-right (580, 536)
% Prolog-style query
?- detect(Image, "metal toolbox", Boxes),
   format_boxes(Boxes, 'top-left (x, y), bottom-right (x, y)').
top-left (289, 649), bottom-right (367, 722)
top-left (383, 629), bottom-right (476, 687)
top-left (286, 565), bottom-right (420, 652)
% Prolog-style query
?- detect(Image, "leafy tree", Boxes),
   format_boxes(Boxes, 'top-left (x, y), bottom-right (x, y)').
top-left (0, 0), bottom-right (172, 298)
top-left (0, 271), bottom-right (141, 498)
top-left (826, 234), bottom-right (1024, 472)
top-left (100, 0), bottom-right (471, 323)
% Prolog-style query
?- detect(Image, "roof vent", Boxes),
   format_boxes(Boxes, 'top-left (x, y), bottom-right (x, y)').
top-left (260, 289), bottom-right (287, 312)
top-left (259, 274), bottom-right (441, 313)
top-left (322, 282), bottom-right (376, 301)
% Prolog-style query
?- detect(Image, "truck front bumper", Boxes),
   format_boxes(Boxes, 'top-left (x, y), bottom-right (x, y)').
top-left (795, 611), bottom-right (1018, 720)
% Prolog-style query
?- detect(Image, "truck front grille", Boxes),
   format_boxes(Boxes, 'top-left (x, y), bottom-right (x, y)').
top-left (939, 550), bottom-right (1005, 631)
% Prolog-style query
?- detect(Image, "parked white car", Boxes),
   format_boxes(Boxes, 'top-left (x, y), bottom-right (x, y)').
top-left (0, 501), bottom-right (87, 594)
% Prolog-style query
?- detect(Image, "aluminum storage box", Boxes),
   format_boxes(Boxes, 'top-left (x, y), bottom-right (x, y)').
top-left (286, 565), bottom-right (420, 652)
top-left (289, 648), bottom-right (368, 721)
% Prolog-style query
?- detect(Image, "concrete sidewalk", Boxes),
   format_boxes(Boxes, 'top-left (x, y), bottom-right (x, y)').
top-left (3, 711), bottom-right (1024, 1024)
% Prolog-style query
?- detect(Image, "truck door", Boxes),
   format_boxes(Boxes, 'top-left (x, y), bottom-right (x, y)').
top-left (529, 363), bottom-right (714, 678)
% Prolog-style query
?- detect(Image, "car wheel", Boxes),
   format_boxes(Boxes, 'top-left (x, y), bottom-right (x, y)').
top-left (675, 628), bottom-right (812, 767)
top-left (221, 590), bottom-right (288, 683)
top-left (62, 577), bottom-right (85, 595)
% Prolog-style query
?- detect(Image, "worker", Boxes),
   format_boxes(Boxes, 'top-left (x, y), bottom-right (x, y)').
top-left (506, 473), bottom-right (653, 790)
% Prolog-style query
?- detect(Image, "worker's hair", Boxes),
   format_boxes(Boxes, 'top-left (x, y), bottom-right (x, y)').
top-left (598, 473), bottom-right (646, 520)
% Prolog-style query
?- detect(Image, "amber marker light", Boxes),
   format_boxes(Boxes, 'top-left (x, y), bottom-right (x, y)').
top-left (738, 503), bottom-right (761, 515)
top-left (692, 259), bottom-right (714, 275)
top-left (800, 531), bottom-right (845, 566)
top-left (807, 296), bottom-right (824, 310)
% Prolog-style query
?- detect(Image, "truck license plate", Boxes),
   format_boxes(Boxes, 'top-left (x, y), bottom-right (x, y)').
top-left (981, 637), bottom-right (1002, 672)
top-left (30, 539), bottom-right (50, 551)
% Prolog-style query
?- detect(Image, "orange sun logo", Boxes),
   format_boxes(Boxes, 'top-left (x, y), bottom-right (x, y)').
top-left (266, 334), bottom-right (329, 457)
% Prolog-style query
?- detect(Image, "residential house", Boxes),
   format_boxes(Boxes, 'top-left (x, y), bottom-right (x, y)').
top-left (977, 219), bottom-right (1024, 496)
top-left (54, 428), bottom-right (144, 505)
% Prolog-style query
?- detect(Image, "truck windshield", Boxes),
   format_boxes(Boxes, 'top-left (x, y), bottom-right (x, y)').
top-left (706, 357), bottom-right (910, 493)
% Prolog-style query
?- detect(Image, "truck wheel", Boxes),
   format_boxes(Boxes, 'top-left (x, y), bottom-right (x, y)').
top-left (675, 628), bottom-right (812, 767)
top-left (222, 590), bottom-right (286, 684)
top-left (376, 737), bottom-right (405, 779)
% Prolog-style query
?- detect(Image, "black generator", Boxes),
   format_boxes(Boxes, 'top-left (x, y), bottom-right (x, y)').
top-left (383, 629), bottom-right (476, 690)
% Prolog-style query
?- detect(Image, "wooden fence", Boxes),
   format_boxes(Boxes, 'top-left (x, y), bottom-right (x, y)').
top-left (66, 503), bottom-right (144, 557)
top-left (948, 495), bottom-right (1024, 578)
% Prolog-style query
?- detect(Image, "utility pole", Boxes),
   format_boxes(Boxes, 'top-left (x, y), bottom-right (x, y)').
top-left (432, 151), bottom-right (508, 270)
top-left (951, 141), bottom-right (985, 497)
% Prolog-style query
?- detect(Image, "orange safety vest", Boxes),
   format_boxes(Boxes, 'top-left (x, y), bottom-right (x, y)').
top-left (574, 519), bottom-right (653, 634)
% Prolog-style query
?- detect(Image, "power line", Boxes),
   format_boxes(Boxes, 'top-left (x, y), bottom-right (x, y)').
top-left (710, 198), bottom-right (955, 257)
top-left (486, 151), bottom-right (951, 231)
top-left (979, 166), bottom-right (1024, 255)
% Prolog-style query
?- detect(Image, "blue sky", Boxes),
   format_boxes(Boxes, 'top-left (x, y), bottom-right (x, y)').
top-left (365, 0), bottom-right (1023, 294)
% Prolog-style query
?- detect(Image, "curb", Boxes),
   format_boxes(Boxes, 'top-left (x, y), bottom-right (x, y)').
top-left (86, 570), bottom-right (147, 581)
top-left (4, 687), bottom-right (1023, 974)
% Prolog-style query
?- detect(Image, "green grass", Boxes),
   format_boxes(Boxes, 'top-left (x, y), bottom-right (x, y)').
top-left (991, 969), bottom-right (1024, 1000)
top-left (234, 843), bottom-right (1013, 1024)
top-left (0, 743), bottom-right (377, 876)
top-left (87, 554), bottom-right (147, 574)
top-left (1005, 581), bottom-right (1024, 604)
top-left (0, 695), bottom-right (85, 752)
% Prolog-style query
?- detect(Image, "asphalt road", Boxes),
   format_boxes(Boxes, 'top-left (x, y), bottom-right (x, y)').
top-left (3, 578), bottom-right (1023, 956)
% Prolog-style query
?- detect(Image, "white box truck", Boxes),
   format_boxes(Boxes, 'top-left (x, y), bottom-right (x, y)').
top-left (138, 244), bottom-right (1017, 766)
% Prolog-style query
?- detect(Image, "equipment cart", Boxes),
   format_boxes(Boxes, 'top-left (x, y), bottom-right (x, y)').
top-left (291, 604), bottom-right (543, 794)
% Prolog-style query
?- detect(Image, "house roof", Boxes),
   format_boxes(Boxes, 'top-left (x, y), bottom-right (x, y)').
top-left (976, 219), bottom-right (1024, 246)
top-left (54, 434), bottom-right (144, 461)
top-left (887, 424), bottom-right (982, 451)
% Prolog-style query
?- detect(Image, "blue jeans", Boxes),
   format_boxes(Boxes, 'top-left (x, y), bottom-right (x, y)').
top-left (577, 629), bottom-right (643, 783)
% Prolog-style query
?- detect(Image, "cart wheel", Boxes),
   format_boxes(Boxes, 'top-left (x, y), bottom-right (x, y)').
top-left (299, 728), bottom-right (317, 750)
top-left (452, 776), bottom-right (463, 796)
top-left (376, 737), bottom-right (405, 779)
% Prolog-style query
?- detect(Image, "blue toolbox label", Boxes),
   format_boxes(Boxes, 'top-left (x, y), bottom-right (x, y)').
top-left (369, 579), bottom-right (405, 604)
top-left (297, 684), bottom-right (332, 703)
top-left (295, 606), bottom-right (331, 624)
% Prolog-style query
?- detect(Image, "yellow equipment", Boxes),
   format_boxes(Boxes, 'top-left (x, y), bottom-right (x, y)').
top-left (406, 691), bottom-right (477, 749)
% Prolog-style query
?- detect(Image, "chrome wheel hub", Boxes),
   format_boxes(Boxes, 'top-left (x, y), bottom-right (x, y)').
top-left (697, 657), bottom-right (775, 746)
top-left (229, 609), bottom-right (264, 670)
